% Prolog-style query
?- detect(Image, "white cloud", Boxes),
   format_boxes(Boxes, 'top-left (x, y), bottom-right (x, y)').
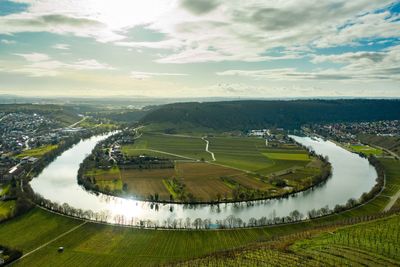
top-left (73, 59), bottom-right (114, 70)
top-left (52, 43), bottom-right (70, 50)
top-left (1, 39), bottom-right (16, 44)
top-left (0, 1), bottom-right (398, 64)
top-left (217, 45), bottom-right (400, 82)
top-left (131, 70), bottom-right (187, 80)
top-left (14, 52), bottom-right (50, 62)
top-left (11, 53), bottom-right (115, 77)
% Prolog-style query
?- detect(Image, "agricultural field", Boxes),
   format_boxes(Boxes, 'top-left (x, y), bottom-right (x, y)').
top-left (122, 133), bottom-right (212, 160)
top-left (359, 134), bottom-right (400, 156)
top-left (17, 144), bottom-right (58, 158)
top-left (208, 136), bottom-right (311, 175)
top-left (85, 166), bottom-right (123, 192)
top-left (87, 132), bottom-right (325, 202)
top-left (349, 144), bottom-right (383, 156)
top-left (174, 214), bottom-right (400, 267)
top-left (292, 215), bottom-right (400, 266)
top-left (120, 168), bottom-right (175, 199)
top-left (0, 157), bottom-right (398, 266)
top-left (1, 208), bottom-right (398, 266)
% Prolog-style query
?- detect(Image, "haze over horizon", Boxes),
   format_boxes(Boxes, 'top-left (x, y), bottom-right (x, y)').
top-left (0, 0), bottom-right (399, 98)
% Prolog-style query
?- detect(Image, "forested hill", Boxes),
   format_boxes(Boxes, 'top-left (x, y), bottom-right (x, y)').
top-left (140, 99), bottom-right (400, 130)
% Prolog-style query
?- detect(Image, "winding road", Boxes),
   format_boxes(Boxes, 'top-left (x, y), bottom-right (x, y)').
top-left (202, 137), bottom-right (216, 161)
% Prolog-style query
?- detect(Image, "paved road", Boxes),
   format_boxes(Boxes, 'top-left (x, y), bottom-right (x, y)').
top-left (202, 137), bottom-right (216, 161)
top-left (383, 189), bottom-right (400, 212)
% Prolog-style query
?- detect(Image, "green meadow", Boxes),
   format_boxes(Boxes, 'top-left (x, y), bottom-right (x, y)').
top-left (0, 158), bottom-right (397, 266)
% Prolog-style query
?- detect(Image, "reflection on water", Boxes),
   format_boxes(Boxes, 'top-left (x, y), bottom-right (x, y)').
top-left (30, 133), bottom-right (377, 227)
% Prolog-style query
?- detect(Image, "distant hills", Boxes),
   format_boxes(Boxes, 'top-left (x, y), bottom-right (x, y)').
top-left (140, 99), bottom-right (400, 130)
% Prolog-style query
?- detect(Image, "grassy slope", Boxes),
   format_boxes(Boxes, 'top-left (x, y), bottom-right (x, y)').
top-left (208, 136), bottom-right (311, 175)
top-left (349, 144), bottom-right (383, 156)
top-left (123, 133), bottom-right (211, 160)
top-left (1, 154), bottom-right (398, 266)
top-left (292, 215), bottom-right (400, 265)
top-left (0, 200), bottom-right (15, 219)
top-left (17, 144), bottom-right (58, 158)
top-left (359, 134), bottom-right (400, 156)
top-left (0, 104), bottom-right (80, 127)
top-left (174, 214), bottom-right (400, 266)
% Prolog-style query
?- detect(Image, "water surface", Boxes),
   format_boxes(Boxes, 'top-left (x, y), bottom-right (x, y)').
top-left (30, 134), bottom-right (377, 226)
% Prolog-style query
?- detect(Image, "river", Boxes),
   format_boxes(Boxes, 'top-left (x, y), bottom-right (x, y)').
top-left (30, 133), bottom-right (377, 227)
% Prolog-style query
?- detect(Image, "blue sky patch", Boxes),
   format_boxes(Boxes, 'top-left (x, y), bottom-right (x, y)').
top-left (0, 0), bottom-right (29, 16)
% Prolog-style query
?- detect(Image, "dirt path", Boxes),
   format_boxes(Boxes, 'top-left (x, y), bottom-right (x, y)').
top-left (383, 189), bottom-right (400, 212)
top-left (67, 116), bottom-right (87, 128)
top-left (202, 137), bottom-right (216, 161)
top-left (14, 221), bottom-right (87, 263)
top-left (131, 148), bottom-right (196, 161)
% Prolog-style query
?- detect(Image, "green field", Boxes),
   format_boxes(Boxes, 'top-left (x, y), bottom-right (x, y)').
top-left (359, 134), bottom-right (400, 156)
top-left (1, 143), bottom-right (399, 266)
top-left (0, 184), bottom-right (10, 197)
top-left (208, 136), bottom-right (311, 175)
top-left (0, 158), bottom-right (396, 266)
top-left (263, 152), bottom-right (310, 161)
top-left (111, 132), bottom-right (321, 201)
top-left (123, 133), bottom-right (312, 175)
top-left (123, 133), bottom-right (212, 160)
top-left (350, 144), bottom-right (383, 156)
top-left (85, 166), bottom-right (123, 192)
top-left (292, 215), bottom-right (400, 265)
top-left (17, 144), bottom-right (59, 158)
top-left (0, 200), bottom-right (15, 220)
top-left (176, 214), bottom-right (400, 266)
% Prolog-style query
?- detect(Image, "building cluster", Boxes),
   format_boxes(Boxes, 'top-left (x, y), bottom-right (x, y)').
top-left (310, 120), bottom-right (400, 142)
top-left (0, 112), bottom-right (84, 183)
top-left (248, 129), bottom-right (270, 137)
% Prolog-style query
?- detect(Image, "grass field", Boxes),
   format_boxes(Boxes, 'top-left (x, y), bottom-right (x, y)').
top-left (123, 133), bottom-right (212, 160)
top-left (0, 184), bottom-right (10, 197)
top-left (292, 215), bottom-right (400, 265)
top-left (349, 144), bottom-right (383, 156)
top-left (174, 162), bottom-right (255, 201)
top-left (263, 152), bottom-right (310, 161)
top-left (17, 144), bottom-right (58, 158)
top-left (359, 134), bottom-right (400, 156)
top-left (0, 158), bottom-right (398, 266)
top-left (105, 132), bottom-right (321, 202)
top-left (85, 166), bottom-right (123, 192)
top-left (208, 136), bottom-right (311, 176)
top-left (175, 214), bottom-right (400, 266)
top-left (90, 160), bottom-right (319, 202)
top-left (0, 137), bottom-right (399, 266)
top-left (121, 168), bottom-right (175, 199)
top-left (0, 200), bottom-right (15, 220)
top-left (97, 162), bottom-right (268, 202)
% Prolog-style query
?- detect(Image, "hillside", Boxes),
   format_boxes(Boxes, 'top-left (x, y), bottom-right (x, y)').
top-left (359, 134), bottom-right (400, 157)
top-left (0, 104), bottom-right (80, 126)
top-left (140, 99), bottom-right (400, 131)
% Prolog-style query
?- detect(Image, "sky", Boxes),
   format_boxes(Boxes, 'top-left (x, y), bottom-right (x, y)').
top-left (0, 0), bottom-right (399, 98)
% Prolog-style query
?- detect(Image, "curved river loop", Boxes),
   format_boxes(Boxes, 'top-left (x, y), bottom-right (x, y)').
top-left (30, 132), bottom-right (378, 229)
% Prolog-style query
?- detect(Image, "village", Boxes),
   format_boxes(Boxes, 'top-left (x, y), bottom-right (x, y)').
top-left (308, 120), bottom-right (400, 143)
top-left (0, 112), bottom-right (87, 184)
